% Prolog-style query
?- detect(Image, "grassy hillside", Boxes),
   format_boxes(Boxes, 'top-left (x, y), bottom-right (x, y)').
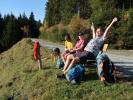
top-left (0, 39), bottom-right (133, 100)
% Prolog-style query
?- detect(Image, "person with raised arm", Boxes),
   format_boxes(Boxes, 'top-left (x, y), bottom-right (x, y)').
top-left (63, 17), bottom-right (117, 74)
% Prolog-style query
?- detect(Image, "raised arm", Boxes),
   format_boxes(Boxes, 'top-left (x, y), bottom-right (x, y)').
top-left (103, 17), bottom-right (117, 38)
top-left (91, 22), bottom-right (96, 39)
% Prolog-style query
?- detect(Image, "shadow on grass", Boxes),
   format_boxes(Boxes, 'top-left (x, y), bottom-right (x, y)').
top-left (42, 66), bottom-right (52, 70)
top-left (115, 65), bottom-right (133, 82)
top-left (113, 61), bottom-right (133, 82)
top-left (83, 72), bottom-right (98, 81)
top-left (83, 66), bottom-right (98, 81)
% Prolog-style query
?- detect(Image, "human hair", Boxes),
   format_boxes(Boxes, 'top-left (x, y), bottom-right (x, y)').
top-left (52, 47), bottom-right (60, 55)
top-left (64, 33), bottom-right (72, 41)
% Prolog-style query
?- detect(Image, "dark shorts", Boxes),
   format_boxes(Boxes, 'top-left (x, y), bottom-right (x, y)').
top-left (73, 51), bottom-right (83, 58)
top-left (74, 51), bottom-right (95, 63)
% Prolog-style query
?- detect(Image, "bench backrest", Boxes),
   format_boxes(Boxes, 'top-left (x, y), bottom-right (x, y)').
top-left (102, 44), bottom-right (108, 52)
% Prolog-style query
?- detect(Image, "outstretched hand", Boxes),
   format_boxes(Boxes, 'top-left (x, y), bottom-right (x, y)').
top-left (113, 17), bottom-right (117, 22)
top-left (91, 22), bottom-right (94, 30)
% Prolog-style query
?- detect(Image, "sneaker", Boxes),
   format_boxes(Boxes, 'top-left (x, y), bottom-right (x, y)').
top-left (65, 73), bottom-right (70, 82)
top-left (101, 80), bottom-right (109, 86)
top-left (70, 80), bottom-right (76, 85)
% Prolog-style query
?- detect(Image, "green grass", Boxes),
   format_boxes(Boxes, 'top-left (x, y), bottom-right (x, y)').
top-left (0, 38), bottom-right (133, 100)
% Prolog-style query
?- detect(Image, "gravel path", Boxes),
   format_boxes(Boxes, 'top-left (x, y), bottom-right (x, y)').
top-left (107, 50), bottom-right (133, 81)
top-left (32, 38), bottom-right (133, 81)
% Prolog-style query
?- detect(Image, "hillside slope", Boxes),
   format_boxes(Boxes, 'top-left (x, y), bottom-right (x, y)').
top-left (0, 39), bottom-right (133, 100)
top-left (0, 38), bottom-right (55, 100)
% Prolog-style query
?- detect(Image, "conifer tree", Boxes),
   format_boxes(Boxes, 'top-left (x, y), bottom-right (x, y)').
top-left (29, 12), bottom-right (39, 38)
top-left (60, 0), bottom-right (77, 24)
top-left (45, 0), bottom-right (61, 26)
top-left (1, 15), bottom-right (18, 47)
top-left (79, 0), bottom-right (92, 19)
top-left (0, 14), bottom-right (4, 37)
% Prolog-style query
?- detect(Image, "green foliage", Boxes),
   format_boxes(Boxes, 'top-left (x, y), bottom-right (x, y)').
top-left (0, 14), bottom-right (4, 38)
top-left (40, 16), bottom-right (91, 42)
top-left (68, 15), bottom-right (90, 34)
top-left (39, 21), bottom-right (48, 33)
top-left (0, 13), bottom-right (41, 53)
top-left (45, 0), bottom-right (92, 26)
top-left (79, 0), bottom-right (92, 19)
top-left (89, 0), bottom-right (133, 49)
top-left (107, 9), bottom-right (133, 49)
top-left (40, 24), bottom-right (68, 42)
top-left (29, 12), bottom-right (40, 38)
top-left (42, 0), bottom-right (133, 49)
top-left (0, 15), bottom-right (19, 48)
top-left (45, 0), bottom-right (62, 26)
top-left (60, 0), bottom-right (77, 24)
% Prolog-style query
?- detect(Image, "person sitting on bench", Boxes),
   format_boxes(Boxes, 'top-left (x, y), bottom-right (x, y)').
top-left (96, 50), bottom-right (116, 85)
top-left (63, 17), bottom-right (117, 74)
top-left (62, 32), bottom-right (87, 63)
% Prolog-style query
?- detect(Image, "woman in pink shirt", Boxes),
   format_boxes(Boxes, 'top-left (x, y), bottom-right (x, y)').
top-left (69, 32), bottom-right (87, 56)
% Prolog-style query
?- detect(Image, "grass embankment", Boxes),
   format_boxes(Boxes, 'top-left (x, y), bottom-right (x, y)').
top-left (0, 38), bottom-right (133, 100)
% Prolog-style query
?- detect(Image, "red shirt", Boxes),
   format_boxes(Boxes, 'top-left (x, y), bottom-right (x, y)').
top-left (33, 42), bottom-right (39, 60)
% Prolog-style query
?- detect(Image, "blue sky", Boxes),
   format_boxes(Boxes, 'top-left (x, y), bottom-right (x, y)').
top-left (0, 0), bottom-right (47, 22)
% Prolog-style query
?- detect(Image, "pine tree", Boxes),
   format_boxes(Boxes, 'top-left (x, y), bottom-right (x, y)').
top-left (79, 0), bottom-right (92, 19)
top-left (18, 14), bottom-right (25, 38)
top-left (45, 0), bottom-right (62, 26)
top-left (45, 0), bottom-right (92, 25)
top-left (0, 14), bottom-right (4, 37)
top-left (1, 15), bottom-right (18, 47)
top-left (29, 12), bottom-right (39, 38)
top-left (60, 0), bottom-right (77, 24)
top-left (0, 14), bottom-right (4, 51)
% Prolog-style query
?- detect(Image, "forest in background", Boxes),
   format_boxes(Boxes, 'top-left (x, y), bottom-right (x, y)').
top-left (40, 0), bottom-right (133, 49)
top-left (0, 12), bottom-right (41, 52)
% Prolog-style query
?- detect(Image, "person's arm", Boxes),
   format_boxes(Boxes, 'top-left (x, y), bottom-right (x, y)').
top-left (69, 41), bottom-right (78, 52)
top-left (91, 22), bottom-right (95, 39)
top-left (73, 40), bottom-right (85, 51)
top-left (103, 17), bottom-right (117, 38)
top-left (64, 41), bottom-right (68, 51)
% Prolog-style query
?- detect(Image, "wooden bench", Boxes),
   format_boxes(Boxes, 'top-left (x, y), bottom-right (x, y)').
top-left (51, 44), bottom-right (109, 64)
top-left (102, 44), bottom-right (108, 52)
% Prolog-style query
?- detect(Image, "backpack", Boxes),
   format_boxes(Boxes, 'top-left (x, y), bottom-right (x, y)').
top-left (56, 57), bottom-right (64, 69)
top-left (66, 64), bottom-right (85, 84)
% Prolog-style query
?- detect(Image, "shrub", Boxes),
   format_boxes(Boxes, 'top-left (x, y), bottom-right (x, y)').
top-left (40, 24), bottom-right (69, 42)
top-left (68, 15), bottom-right (90, 34)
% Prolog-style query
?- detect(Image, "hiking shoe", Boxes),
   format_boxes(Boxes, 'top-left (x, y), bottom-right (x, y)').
top-left (70, 80), bottom-right (76, 85)
top-left (65, 73), bottom-right (70, 82)
top-left (101, 80), bottom-right (109, 86)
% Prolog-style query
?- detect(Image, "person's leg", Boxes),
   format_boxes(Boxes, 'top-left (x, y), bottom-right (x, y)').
top-left (63, 51), bottom-right (89, 74)
top-left (98, 62), bottom-right (105, 81)
top-left (61, 52), bottom-right (67, 63)
top-left (64, 53), bottom-right (70, 62)
top-left (64, 57), bottom-right (80, 74)
top-left (37, 55), bottom-right (42, 69)
top-left (63, 51), bottom-right (91, 74)
top-left (61, 52), bottom-right (70, 63)
top-left (62, 54), bottom-right (74, 72)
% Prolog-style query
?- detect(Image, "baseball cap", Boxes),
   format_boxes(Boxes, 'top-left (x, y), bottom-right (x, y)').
top-left (78, 32), bottom-right (84, 36)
